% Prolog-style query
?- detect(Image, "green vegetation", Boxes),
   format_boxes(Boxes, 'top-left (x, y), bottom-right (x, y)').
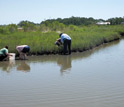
top-left (0, 23), bottom-right (124, 55)
top-left (0, 16), bottom-right (124, 55)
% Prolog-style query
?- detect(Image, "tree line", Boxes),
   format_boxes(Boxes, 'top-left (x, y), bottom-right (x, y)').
top-left (0, 16), bottom-right (124, 34)
top-left (41, 16), bottom-right (124, 25)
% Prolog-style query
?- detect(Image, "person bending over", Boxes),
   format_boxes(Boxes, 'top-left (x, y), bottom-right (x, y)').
top-left (16, 45), bottom-right (30, 60)
top-left (0, 46), bottom-right (10, 61)
top-left (59, 33), bottom-right (71, 55)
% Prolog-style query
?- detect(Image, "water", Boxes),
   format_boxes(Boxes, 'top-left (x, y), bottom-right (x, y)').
top-left (0, 39), bottom-right (124, 107)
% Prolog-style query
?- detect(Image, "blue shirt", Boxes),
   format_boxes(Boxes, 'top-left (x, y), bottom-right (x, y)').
top-left (60, 33), bottom-right (71, 43)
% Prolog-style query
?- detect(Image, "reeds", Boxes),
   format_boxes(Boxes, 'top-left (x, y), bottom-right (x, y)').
top-left (0, 25), bottom-right (123, 55)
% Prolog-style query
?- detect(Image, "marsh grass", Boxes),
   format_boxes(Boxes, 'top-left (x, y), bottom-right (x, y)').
top-left (0, 25), bottom-right (123, 55)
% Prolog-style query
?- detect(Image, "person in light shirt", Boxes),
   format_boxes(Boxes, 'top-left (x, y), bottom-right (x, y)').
top-left (59, 33), bottom-right (71, 55)
top-left (0, 46), bottom-right (9, 61)
top-left (16, 45), bottom-right (30, 60)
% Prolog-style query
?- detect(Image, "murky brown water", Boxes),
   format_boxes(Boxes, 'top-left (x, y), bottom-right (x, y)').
top-left (0, 39), bottom-right (124, 107)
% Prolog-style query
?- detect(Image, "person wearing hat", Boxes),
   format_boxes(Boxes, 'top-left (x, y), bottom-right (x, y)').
top-left (59, 33), bottom-right (71, 55)
top-left (16, 45), bottom-right (30, 60)
top-left (0, 46), bottom-right (10, 61)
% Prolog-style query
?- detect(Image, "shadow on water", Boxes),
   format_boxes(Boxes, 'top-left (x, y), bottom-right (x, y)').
top-left (0, 39), bottom-right (121, 74)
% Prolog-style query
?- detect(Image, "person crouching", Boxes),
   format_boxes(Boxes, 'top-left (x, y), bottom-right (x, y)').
top-left (0, 46), bottom-right (10, 61)
top-left (16, 45), bottom-right (30, 60)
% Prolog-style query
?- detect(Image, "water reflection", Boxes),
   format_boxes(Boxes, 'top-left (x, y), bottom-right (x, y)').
top-left (17, 61), bottom-right (30, 72)
top-left (0, 39), bottom-right (121, 74)
top-left (57, 55), bottom-right (72, 75)
top-left (1, 39), bottom-right (124, 107)
top-left (0, 60), bottom-right (30, 73)
top-left (0, 60), bottom-right (15, 73)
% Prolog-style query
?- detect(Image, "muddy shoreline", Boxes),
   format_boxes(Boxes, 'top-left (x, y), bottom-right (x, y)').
top-left (25, 32), bottom-right (124, 56)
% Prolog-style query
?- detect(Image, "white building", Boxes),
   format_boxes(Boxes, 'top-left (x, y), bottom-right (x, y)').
top-left (17, 27), bottom-right (23, 31)
top-left (96, 21), bottom-right (110, 25)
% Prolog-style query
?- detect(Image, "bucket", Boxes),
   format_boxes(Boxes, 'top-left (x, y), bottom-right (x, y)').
top-left (9, 53), bottom-right (16, 60)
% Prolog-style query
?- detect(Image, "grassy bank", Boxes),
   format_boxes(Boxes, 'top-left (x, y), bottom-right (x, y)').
top-left (0, 25), bottom-right (124, 55)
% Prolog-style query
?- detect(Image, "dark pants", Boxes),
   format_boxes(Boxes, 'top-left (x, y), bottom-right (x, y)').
top-left (0, 55), bottom-right (7, 61)
top-left (22, 46), bottom-right (30, 53)
top-left (63, 39), bottom-right (71, 55)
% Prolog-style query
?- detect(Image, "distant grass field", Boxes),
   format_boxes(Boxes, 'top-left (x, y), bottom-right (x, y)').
top-left (0, 25), bottom-right (124, 55)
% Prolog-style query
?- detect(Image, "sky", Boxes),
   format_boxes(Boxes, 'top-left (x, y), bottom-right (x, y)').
top-left (0, 0), bottom-right (124, 25)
